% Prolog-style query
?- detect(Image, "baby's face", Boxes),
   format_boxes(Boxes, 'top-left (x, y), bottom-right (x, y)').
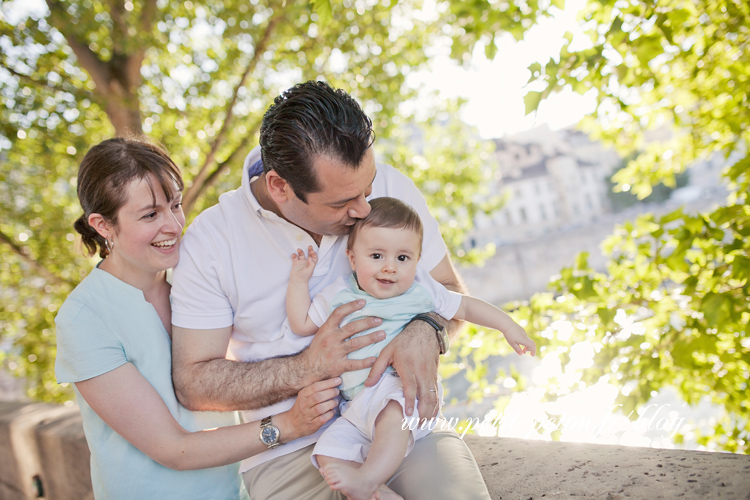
top-left (347, 225), bottom-right (421, 299)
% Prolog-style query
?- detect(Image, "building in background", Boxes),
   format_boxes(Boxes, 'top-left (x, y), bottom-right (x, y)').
top-left (460, 125), bottom-right (731, 305)
top-left (470, 125), bottom-right (620, 248)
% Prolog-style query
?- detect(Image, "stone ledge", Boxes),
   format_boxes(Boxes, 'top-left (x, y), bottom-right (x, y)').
top-left (465, 435), bottom-right (750, 499)
top-left (0, 401), bottom-right (92, 500)
top-left (2, 402), bottom-right (748, 499)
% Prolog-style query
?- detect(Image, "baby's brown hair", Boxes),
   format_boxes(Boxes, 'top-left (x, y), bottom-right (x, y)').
top-left (347, 197), bottom-right (424, 255)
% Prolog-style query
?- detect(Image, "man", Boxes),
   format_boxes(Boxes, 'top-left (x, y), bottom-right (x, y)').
top-left (171, 81), bottom-right (491, 499)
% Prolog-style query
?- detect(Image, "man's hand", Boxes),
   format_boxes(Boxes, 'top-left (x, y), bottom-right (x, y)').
top-left (300, 299), bottom-right (385, 385)
top-left (363, 318), bottom-right (441, 420)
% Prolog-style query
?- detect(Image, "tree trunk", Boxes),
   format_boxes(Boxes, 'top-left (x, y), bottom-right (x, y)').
top-left (45, 0), bottom-right (146, 137)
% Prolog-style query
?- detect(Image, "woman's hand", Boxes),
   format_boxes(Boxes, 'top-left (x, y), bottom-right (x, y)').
top-left (275, 377), bottom-right (341, 443)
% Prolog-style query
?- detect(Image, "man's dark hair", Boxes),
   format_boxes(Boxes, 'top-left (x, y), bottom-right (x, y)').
top-left (259, 80), bottom-right (374, 203)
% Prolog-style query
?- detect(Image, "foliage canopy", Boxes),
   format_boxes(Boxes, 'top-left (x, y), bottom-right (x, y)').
top-left (2, 0), bottom-right (748, 454)
top-left (503, 0), bottom-right (749, 453)
top-left (0, 0), bottom-right (555, 401)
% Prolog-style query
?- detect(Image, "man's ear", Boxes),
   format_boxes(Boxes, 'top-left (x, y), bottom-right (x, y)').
top-left (266, 170), bottom-right (293, 205)
top-left (346, 248), bottom-right (356, 271)
top-left (87, 213), bottom-right (113, 240)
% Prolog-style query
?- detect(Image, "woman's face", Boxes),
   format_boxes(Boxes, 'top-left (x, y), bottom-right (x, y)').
top-left (107, 174), bottom-right (185, 277)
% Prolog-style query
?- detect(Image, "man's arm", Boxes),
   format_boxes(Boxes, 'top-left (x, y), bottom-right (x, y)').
top-left (172, 300), bottom-right (386, 412)
top-left (363, 253), bottom-right (467, 420)
top-left (424, 252), bottom-right (467, 340)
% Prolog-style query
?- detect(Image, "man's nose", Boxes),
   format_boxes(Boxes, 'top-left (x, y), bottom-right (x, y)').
top-left (348, 196), bottom-right (371, 219)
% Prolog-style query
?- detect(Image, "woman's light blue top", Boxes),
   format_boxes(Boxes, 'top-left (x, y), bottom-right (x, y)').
top-left (55, 267), bottom-right (248, 500)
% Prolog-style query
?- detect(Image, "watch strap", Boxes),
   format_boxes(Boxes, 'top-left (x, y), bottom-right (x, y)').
top-left (410, 313), bottom-right (449, 355)
top-left (259, 416), bottom-right (281, 449)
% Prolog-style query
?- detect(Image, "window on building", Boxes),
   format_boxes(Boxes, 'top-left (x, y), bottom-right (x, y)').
top-left (519, 207), bottom-right (527, 222)
top-left (539, 205), bottom-right (547, 221)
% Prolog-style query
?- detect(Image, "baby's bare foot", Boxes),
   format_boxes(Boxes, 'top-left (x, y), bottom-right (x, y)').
top-left (320, 462), bottom-right (394, 500)
top-left (370, 484), bottom-right (403, 500)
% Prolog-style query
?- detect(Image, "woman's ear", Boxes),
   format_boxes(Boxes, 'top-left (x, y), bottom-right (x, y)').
top-left (88, 213), bottom-right (113, 240)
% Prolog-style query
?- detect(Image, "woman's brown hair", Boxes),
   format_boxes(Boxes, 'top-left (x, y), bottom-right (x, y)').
top-left (74, 137), bottom-right (184, 258)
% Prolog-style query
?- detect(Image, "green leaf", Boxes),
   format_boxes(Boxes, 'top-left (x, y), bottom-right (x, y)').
top-left (524, 90), bottom-right (543, 115)
top-left (700, 293), bottom-right (730, 328)
top-left (528, 62), bottom-right (542, 78)
top-left (310, 0), bottom-right (333, 24)
top-left (485, 37), bottom-right (498, 60)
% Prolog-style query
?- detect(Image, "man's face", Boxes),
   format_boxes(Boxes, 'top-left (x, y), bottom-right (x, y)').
top-left (280, 148), bottom-right (376, 238)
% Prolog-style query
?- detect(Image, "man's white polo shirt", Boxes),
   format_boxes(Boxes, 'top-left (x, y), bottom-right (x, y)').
top-left (171, 148), bottom-right (448, 471)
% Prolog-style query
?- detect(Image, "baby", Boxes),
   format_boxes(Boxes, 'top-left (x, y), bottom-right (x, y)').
top-left (286, 197), bottom-right (536, 500)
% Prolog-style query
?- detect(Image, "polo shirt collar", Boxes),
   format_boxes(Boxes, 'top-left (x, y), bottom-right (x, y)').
top-left (242, 159), bottom-right (276, 219)
top-left (241, 153), bottom-right (343, 252)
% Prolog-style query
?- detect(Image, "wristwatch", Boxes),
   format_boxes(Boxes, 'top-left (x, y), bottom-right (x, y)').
top-left (410, 313), bottom-right (450, 355)
top-left (259, 416), bottom-right (281, 449)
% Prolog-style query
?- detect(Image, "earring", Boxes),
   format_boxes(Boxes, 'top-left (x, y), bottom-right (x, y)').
top-left (105, 237), bottom-right (114, 252)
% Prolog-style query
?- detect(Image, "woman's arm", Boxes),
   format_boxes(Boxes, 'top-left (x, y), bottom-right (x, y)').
top-left (454, 295), bottom-right (537, 356)
top-left (286, 247), bottom-right (320, 336)
top-left (76, 363), bottom-right (340, 471)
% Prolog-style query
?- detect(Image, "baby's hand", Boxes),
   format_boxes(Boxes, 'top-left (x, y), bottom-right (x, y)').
top-left (290, 246), bottom-right (318, 283)
top-left (502, 325), bottom-right (537, 357)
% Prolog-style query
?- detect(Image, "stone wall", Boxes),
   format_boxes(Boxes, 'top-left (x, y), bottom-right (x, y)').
top-left (0, 402), bottom-right (92, 500)
top-left (2, 401), bottom-right (749, 500)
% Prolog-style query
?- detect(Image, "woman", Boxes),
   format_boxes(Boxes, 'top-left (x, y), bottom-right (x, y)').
top-left (55, 137), bottom-right (340, 499)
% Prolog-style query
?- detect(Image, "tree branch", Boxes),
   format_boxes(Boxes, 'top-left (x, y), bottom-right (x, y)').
top-left (127, 0), bottom-right (158, 86)
top-left (45, 0), bottom-right (112, 97)
top-left (141, 0), bottom-right (158, 33)
top-left (183, 119), bottom-right (262, 216)
top-left (1, 65), bottom-right (95, 101)
top-left (183, 14), bottom-right (282, 211)
top-left (108, 0), bottom-right (129, 56)
top-left (0, 230), bottom-right (74, 287)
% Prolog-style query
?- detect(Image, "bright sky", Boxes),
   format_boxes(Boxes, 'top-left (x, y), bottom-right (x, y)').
top-left (6, 0), bottom-right (596, 140)
top-left (408, 0), bottom-right (597, 139)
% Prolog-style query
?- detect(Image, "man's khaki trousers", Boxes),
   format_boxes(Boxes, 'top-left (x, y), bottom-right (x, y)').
top-left (243, 422), bottom-right (491, 500)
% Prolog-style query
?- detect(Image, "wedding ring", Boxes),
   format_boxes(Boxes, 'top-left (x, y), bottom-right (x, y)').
top-left (428, 389), bottom-right (437, 392)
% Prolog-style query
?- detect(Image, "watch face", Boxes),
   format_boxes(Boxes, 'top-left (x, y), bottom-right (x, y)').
top-left (261, 425), bottom-right (279, 445)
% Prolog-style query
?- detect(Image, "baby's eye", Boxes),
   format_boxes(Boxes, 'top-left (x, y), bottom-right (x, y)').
top-left (370, 253), bottom-right (382, 260)
top-left (397, 255), bottom-right (409, 262)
